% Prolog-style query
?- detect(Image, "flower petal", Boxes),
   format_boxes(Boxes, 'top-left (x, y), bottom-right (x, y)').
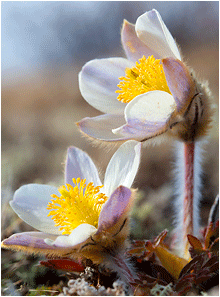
top-left (10, 184), bottom-right (62, 235)
top-left (1, 232), bottom-right (58, 252)
top-left (65, 147), bottom-right (102, 187)
top-left (48, 224), bottom-right (97, 248)
top-left (113, 91), bottom-right (176, 141)
top-left (97, 186), bottom-right (132, 232)
top-left (79, 57), bottom-right (133, 114)
top-left (121, 19), bottom-right (159, 62)
top-left (162, 57), bottom-right (196, 113)
top-left (1, 232), bottom-right (79, 258)
top-left (103, 140), bottom-right (141, 196)
top-left (77, 114), bottom-right (129, 141)
top-left (135, 9), bottom-right (181, 60)
top-left (113, 124), bottom-right (150, 141)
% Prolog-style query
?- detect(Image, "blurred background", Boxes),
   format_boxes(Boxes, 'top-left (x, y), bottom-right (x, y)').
top-left (1, 1), bottom-right (219, 293)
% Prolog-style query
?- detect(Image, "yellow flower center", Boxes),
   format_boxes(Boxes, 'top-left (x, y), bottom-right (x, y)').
top-left (47, 178), bottom-right (108, 235)
top-left (116, 55), bottom-right (171, 103)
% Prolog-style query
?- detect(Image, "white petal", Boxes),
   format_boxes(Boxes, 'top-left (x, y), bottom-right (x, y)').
top-left (103, 140), bottom-right (141, 196)
top-left (136, 9), bottom-right (181, 60)
top-left (79, 57), bottom-right (133, 114)
top-left (65, 147), bottom-right (102, 187)
top-left (121, 19), bottom-right (159, 62)
top-left (113, 91), bottom-right (176, 141)
top-left (77, 113), bottom-right (128, 141)
top-left (10, 184), bottom-right (62, 235)
top-left (125, 91), bottom-right (176, 124)
top-left (48, 224), bottom-right (97, 248)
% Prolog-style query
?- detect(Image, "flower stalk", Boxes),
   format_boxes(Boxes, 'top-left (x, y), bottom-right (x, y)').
top-left (175, 140), bottom-right (203, 259)
top-left (113, 253), bottom-right (136, 284)
top-left (183, 141), bottom-right (195, 259)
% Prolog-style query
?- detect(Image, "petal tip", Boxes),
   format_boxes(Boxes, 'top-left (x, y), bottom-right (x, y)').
top-left (116, 185), bottom-right (132, 198)
top-left (1, 239), bottom-right (8, 248)
top-left (122, 19), bottom-right (132, 28)
top-left (140, 9), bottom-right (158, 21)
top-left (162, 57), bottom-right (179, 66)
top-left (76, 117), bottom-right (88, 129)
top-left (122, 19), bottom-right (128, 26)
top-left (67, 146), bottom-right (79, 155)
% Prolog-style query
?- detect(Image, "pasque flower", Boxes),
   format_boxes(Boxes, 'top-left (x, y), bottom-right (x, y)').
top-left (2, 141), bottom-right (141, 285)
top-left (77, 9), bottom-right (212, 143)
top-left (77, 9), bottom-right (214, 260)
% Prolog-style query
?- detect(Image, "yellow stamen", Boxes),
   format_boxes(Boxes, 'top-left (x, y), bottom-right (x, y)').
top-left (47, 178), bottom-right (108, 235)
top-left (116, 55), bottom-right (171, 103)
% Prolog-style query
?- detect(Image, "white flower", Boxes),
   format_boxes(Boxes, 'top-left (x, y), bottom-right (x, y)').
top-left (2, 141), bottom-right (141, 263)
top-left (77, 9), bottom-right (211, 143)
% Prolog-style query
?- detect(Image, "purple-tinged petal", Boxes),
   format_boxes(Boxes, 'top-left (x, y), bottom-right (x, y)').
top-left (163, 58), bottom-right (196, 113)
top-left (113, 123), bottom-right (151, 141)
top-left (113, 91), bottom-right (176, 141)
top-left (79, 58), bottom-right (133, 115)
top-left (1, 232), bottom-right (80, 258)
top-left (48, 224), bottom-right (97, 248)
top-left (65, 147), bottom-right (102, 187)
top-left (104, 141), bottom-right (141, 196)
top-left (97, 186), bottom-right (132, 232)
top-left (77, 113), bottom-right (129, 141)
top-left (10, 184), bottom-right (62, 235)
top-left (2, 232), bottom-right (58, 251)
top-left (121, 19), bottom-right (159, 62)
top-left (136, 9), bottom-right (181, 60)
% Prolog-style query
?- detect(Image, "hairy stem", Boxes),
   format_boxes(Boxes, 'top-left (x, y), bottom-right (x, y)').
top-left (183, 141), bottom-right (195, 258)
top-left (111, 252), bottom-right (136, 292)
top-left (174, 141), bottom-right (202, 259)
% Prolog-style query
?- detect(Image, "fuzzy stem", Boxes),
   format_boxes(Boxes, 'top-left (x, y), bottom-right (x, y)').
top-left (174, 141), bottom-right (202, 259)
top-left (183, 141), bottom-right (195, 258)
top-left (111, 253), bottom-right (136, 292)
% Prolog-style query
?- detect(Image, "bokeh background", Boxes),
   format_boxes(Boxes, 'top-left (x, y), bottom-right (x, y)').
top-left (2, 1), bottom-right (219, 294)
